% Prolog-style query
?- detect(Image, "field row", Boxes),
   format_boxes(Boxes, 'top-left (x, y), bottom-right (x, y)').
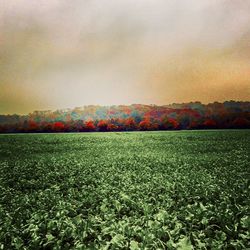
top-left (0, 131), bottom-right (249, 249)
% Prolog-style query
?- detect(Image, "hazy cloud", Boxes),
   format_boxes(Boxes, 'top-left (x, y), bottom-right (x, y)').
top-left (1, 0), bottom-right (250, 114)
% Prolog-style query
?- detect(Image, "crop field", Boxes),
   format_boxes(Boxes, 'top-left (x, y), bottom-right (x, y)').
top-left (0, 130), bottom-right (249, 249)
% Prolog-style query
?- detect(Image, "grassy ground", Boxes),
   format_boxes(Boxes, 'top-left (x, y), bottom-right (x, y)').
top-left (0, 130), bottom-right (249, 249)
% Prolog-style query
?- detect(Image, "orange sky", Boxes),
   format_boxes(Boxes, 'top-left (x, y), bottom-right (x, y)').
top-left (0, 0), bottom-right (250, 114)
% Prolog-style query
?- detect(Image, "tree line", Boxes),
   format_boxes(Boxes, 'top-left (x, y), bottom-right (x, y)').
top-left (0, 101), bottom-right (249, 133)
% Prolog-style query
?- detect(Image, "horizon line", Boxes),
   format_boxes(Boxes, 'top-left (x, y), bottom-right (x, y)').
top-left (1, 99), bottom-right (250, 116)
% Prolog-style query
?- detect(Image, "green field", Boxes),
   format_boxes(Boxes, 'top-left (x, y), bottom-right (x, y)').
top-left (0, 131), bottom-right (249, 249)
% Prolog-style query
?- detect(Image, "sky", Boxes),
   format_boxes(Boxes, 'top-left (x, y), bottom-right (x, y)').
top-left (0, 0), bottom-right (250, 114)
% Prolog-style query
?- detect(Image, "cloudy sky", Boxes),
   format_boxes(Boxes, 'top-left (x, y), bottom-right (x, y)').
top-left (1, 0), bottom-right (250, 114)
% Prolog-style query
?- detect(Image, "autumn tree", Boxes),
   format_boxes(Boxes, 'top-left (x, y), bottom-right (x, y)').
top-left (97, 120), bottom-right (108, 132)
top-left (52, 122), bottom-right (65, 132)
top-left (85, 120), bottom-right (96, 132)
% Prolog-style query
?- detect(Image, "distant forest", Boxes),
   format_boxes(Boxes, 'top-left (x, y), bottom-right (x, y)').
top-left (0, 101), bottom-right (249, 133)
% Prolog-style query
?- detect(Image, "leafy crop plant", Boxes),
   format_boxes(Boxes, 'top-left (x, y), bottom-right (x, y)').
top-left (0, 130), bottom-right (249, 249)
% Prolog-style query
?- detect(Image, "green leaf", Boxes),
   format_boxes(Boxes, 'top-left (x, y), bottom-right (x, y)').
top-left (46, 233), bottom-right (55, 242)
top-left (241, 216), bottom-right (250, 228)
top-left (111, 234), bottom-right (125, 246)
top-left (130, 240), bottom-right (139, 250)
top-left (176, 236), bottom-right (193, 250)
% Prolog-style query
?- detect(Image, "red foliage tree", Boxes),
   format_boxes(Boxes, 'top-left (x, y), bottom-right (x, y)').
top-left (85, 120), bottom-right (96, 131)
top-left (139, 119), bottom-right (152, 130)
top-left (107, 123), bottom-right (118, 131)
top-left (97, 120), bottom-right (108, 132)
top-left (231, 117), bottom-right (249, 128)
top-left (124, 117), bottom-right (136, 130)
top-left (189, 121), bottom-right (199, 129)
top-left (203, 119), bottom-right (217, 128)
top-left (162, 118), bottom-right (179, 129)
top-left (52, 122), bottom-right (65, 132)
top-left (28, 121), bottom-right (39, 131)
